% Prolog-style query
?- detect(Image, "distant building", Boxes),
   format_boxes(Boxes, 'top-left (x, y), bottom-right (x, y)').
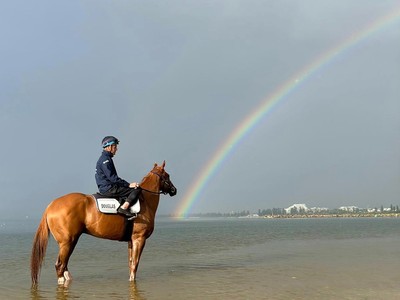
top-left (309, 207), bottom-right (329, 213)
top-left (338, 206), bottom-right (358, 212)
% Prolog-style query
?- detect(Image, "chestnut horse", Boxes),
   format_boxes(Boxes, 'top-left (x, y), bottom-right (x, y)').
top-left (31, 161), bottom-right (176, 287)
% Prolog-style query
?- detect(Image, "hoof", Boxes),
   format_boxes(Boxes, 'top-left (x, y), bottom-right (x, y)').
top-left (57, 271), bottom-right (72, 286)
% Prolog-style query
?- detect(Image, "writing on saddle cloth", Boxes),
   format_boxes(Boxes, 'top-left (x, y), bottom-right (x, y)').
top-left (94, 196), bottom-right (140, 214)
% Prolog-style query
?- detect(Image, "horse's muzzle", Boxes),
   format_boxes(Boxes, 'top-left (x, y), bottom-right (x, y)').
top-left (169, 186), bottom-right (177, 196)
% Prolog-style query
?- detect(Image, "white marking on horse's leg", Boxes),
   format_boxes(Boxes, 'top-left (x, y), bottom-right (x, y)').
top-left (62, 271), bottom-right (73, 287)
top-left (129, 272), bottom-right (135, 282)
top-left (64, 271), bottom-right (72, 281)
top-left (58, 271), bottom-right (72, 286)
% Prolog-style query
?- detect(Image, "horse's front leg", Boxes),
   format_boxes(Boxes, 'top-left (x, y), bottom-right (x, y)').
top-left (128, 241), bottom-right (133, 277)
top-left (128, 236), bottom-right (146, 281)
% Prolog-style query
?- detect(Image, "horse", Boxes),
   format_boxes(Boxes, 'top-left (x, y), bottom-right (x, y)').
top-left (30, 161), bottom-right (177, 287)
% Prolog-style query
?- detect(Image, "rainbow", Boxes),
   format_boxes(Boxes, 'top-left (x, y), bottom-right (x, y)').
top-left (175, 7), bottom-right (400, 218)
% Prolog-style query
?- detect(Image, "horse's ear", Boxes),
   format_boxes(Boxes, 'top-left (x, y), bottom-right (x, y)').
top-left (154, 162), bottom-right (158, 168)
top-left (162, 160), bottom-right (165, 169)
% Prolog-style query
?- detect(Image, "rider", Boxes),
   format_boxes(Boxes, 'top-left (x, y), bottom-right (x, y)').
top-left (95, 136), bottom-right (141, 218)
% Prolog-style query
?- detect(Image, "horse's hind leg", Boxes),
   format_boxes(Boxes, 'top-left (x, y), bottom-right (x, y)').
top-left (55, 239), bottom-right (79, 285)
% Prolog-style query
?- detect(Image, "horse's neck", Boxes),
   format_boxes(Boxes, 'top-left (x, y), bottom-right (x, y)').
top-left (144, 194), bottom-right (160, 216)
top-left (140, 177), bottom-right (160, 217)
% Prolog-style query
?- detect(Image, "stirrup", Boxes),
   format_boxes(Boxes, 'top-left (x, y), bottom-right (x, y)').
top-left (128, 213), bottom-right (137, 221)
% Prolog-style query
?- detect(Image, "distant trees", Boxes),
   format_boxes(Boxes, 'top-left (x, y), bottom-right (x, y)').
top-left (180, 204), bottom-right (400, 218)
top-left (258, 208), bottom-right (286, 216)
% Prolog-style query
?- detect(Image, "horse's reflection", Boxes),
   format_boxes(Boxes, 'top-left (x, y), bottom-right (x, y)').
top-left (55, 285), bottom-right (70, 300)
top-left (30, 282), bottom-right (147, 300)
top-left (30, 285), bottom-right (70, 300)
top-left (30, 287), bottom-right (40, 300)
top-left (130, 282), bottom-right (147, 300)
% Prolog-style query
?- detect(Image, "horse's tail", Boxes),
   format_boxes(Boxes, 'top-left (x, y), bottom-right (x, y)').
top-left (30, 211), bottom-right (49, 287)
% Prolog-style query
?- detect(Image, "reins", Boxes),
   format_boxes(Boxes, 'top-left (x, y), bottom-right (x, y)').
top-left (140, 187), bottom-right (164, 195)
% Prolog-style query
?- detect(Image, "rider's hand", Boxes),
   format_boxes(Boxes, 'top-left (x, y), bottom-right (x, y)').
top-left (130, 182), bottom-right (139, 188)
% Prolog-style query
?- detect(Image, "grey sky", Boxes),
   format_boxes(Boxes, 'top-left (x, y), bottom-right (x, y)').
top-left (1, 0), bottom-right (399, 219)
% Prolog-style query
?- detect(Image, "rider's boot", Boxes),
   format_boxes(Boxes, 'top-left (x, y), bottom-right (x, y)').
top-left (117, 206), bottom-right (135, 218)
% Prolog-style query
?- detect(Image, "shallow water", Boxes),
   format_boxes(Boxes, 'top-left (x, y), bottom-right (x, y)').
top-left (1, 217), bottom-right (400, 299)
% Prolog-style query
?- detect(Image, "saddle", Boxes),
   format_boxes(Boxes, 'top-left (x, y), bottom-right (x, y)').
top-left (92, 193), bottom-right (141, 217)
top-left (92, 194), bottom-right (140, 242)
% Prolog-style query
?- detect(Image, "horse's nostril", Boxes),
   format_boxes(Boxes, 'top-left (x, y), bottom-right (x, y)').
top-left (170, 187), bottom-right (177, 196)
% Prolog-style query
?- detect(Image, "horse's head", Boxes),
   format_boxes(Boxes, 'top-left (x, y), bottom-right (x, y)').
top-left (151, 161), bottom-right (177, 196)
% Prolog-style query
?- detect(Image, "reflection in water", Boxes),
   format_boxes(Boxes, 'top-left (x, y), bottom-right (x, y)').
top-left (30, 287), bottom-right (40, 300)
top-left (30, 281), bottom-right (147, 300)
top-left (129, 282), bottom-right (147, 300)
top-left (30, 285), bottom-right (71, 300)
top-left (55, 285), bottom-right (70, 300)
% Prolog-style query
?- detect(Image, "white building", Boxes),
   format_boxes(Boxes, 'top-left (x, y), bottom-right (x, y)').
top-left (309, 207), bottom-right (329, 213)
top-left (338, 206), bottom-right (358, 212)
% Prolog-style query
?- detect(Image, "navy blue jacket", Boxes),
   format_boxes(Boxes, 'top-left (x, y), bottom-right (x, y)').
top-left (95, 150), bottom-right (129, 194)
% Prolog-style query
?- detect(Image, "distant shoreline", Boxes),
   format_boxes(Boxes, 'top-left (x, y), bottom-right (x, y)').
top-left (254, 213), bottom-right (400, 219)
top-left (170, 213), bottom-right (400, 219)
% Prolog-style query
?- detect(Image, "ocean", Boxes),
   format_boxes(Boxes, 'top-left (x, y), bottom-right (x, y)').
top-left (1, 217), bottom-right (400, 299)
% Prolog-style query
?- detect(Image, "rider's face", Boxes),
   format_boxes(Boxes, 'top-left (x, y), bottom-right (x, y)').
top-left (110, 144), bottom-right (118, 155)
top-left (105, 144), bottom-right (118, 155)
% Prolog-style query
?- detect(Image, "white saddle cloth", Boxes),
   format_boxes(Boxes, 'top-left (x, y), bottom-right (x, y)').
top-left (95, 198), bottom-right (140, 214)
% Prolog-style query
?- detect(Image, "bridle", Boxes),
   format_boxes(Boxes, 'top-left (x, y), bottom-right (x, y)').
top-left (139, 170), bottom-right (171, 195)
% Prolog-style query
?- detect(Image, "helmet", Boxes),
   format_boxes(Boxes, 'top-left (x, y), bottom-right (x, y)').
top-left (102, 136), bottom-right (120, 148)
